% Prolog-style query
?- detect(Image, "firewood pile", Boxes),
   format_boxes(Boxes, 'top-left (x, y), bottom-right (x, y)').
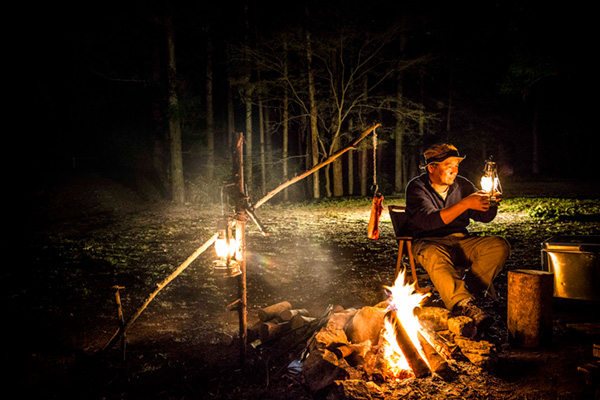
top-left (248, 301), bottom-right (319, 346)
top-left (258, 301), bottom-right (498, 399)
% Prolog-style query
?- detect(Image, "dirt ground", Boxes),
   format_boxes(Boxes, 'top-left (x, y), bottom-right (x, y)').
top-left (18, 175), bottom-right (600, 399)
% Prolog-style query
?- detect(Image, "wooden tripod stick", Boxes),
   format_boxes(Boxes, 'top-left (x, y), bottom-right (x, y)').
top-left (252, 123), bottom-right (381, 209)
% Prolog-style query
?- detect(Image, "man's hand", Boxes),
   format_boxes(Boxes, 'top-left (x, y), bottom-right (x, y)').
top-left (439, 190), bottom-right (492, 224)
top-left (463, 190), bottom-right (492, 211)
top-left (492, 191), bottom-right (502, 205)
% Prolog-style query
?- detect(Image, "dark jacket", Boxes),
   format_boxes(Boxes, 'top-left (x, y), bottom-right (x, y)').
top-left (405, 173), bottom-right (497, 239)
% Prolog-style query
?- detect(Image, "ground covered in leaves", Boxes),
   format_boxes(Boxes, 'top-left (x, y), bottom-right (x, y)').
top-left (18, 175), bottom-right (600, 399)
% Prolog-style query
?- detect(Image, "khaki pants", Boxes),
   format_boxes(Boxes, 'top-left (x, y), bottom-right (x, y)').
top-left (413, 233), bottom-right (510, 310)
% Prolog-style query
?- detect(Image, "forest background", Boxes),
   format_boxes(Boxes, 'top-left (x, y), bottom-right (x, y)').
top-left (32, 0), bottom-right (595, 204)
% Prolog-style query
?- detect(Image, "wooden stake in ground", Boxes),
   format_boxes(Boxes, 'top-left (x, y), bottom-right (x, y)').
top-left (112, 285), bottom-right (126, 361)
top-left (233, 133), bottom-right (248, 366)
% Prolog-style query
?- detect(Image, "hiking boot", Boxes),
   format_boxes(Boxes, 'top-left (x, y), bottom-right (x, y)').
top-left (453, 298), bottom-right (493, 332)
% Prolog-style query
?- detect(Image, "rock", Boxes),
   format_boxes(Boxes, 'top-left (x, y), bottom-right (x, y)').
top-left (344, 306), bottom-right (386, 345)
top-left (315, 327), bottom-right (349, 348)
top-left (328, 308), bottom-right (359, 331)
top-left (303, 348), bottom-right (350, 395)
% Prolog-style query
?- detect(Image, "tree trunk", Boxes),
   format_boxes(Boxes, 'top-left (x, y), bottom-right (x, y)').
top-left (282, 40), bottom-right (290, 201)
top-left (395, 27), bottom-right (407, 194)
top-left (325, 164), bottom-right (332, 197)
top-left (332, 130), bottom-right (343, 197)
top-left (165, 16), bottom-right (185, 204)
top-left (205, 27), bottom-right (215, 181)
top-left (306, 27), bottom-right (320, 199)
top-left (360, 77), bottom-right (369, 197)
top-left (245, 99), bottom-right (253, 190)
top-left (394, 122), bottom-right (405, 194)
top-left (418, 69), bottom-right (425, 137)
top-left (360, 139), bottom-right (367, 197)
top-left (347, 149), bottom-right (354, 195)
top-left (259, 96), bottom-right (266, 194)
top-left (347, 120), bottom-right (354, 195)
top-left (265, 107), bottom-right (272, 170)
top-left (243, 4), bottom-right (253, 190)
top-left (395, 76), bottom-right (406, 194)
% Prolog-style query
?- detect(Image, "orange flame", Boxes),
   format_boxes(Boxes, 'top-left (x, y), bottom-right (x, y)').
top-left (381, 269), bottom-right (431, 380)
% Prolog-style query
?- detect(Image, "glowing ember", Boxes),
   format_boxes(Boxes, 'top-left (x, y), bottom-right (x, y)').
top-left (381, 270), bottom-right (431, 380)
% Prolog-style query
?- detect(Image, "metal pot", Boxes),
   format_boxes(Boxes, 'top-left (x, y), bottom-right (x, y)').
top-left (541, 235), bottom-right (600, 301)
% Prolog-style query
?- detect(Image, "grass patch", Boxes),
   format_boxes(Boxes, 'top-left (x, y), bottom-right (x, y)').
top-left (502, 198), bottom-right (600, 221)
top-left (265, 196), bottom-right (599, 223)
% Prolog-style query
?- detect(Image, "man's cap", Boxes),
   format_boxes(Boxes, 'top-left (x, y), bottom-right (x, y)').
top-left (420, 143), bottom-right (466, 168)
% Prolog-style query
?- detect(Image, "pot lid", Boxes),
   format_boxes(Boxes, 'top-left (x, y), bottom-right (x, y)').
top-left (541, 235), bottom-right (600, 252)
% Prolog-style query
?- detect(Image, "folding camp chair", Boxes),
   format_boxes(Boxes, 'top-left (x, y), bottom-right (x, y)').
top-left (388, 205), bottom-right (433, 293)
top-left (388, 205), bottom-right (498, 299)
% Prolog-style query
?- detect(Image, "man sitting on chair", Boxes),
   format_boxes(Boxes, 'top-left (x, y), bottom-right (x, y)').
top-left (405, 143), bottom-right (510, 331)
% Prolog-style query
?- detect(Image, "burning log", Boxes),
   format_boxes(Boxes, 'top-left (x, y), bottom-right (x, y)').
top-left (368, 341), bottom-right (400, 381)
top-left (417, 326), bottom-right (456, 359)
top-left (417, 331), bottom-right (453, 380)
top-left (257, 301), bottom-right (292, 321)
top-left (385, 310), bottom-right (431, 378)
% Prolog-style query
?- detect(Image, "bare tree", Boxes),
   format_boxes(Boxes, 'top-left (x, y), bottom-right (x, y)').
top-left (306, 26), bottom-right (320, 199)
top-left (394, 18), bottom-right (408, 194)
top-left (205, 25), bottom-right (215, 181)
top-left (282, 39), bottom-right (290, 200)
top-left (165, 16), bottom-right (185, 203)
top-left (229, 9), bottom-right (434, 199)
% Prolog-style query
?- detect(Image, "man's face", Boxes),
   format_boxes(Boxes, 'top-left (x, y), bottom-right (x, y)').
top-left (428, 158), bottom-right (461, 186)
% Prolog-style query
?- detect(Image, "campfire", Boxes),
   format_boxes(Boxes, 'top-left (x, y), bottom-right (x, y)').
top-left (377, 275), bottom-right (446, 381)
top-left (292, 270), bottom-right (497, 398)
